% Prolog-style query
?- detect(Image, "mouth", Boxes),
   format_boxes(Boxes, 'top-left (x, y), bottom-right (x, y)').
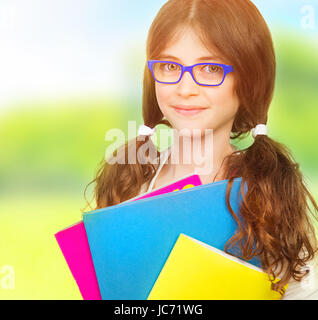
top-left (172, 105), bottom-right (208, 116)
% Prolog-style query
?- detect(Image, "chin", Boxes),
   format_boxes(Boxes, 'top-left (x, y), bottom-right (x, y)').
top-left (173, 126), bottom-right (208, 138)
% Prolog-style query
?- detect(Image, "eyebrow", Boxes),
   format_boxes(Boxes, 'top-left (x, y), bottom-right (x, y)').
top-left (157, 54), bottom-right (223, 63)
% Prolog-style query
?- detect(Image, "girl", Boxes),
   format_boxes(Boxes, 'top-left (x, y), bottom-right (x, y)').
top-left (84, 0), bottom-right (318, 299)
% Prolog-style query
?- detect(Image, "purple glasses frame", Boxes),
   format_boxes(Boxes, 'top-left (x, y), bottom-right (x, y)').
top-left (147, 60), bottom-right (234, 87)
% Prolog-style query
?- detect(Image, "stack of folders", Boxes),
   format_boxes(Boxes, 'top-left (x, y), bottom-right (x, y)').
top-left (54, 174), bottom-right (202, 300)
top-left (55, 174), bottom-right (286, 300)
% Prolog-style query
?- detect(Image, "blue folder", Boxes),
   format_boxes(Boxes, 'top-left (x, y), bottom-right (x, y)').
top-left (83, 177), bottom-right (261, 300)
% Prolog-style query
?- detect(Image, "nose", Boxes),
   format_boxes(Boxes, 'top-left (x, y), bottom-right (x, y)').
top-left (176, 70), bottom-right (200, 96)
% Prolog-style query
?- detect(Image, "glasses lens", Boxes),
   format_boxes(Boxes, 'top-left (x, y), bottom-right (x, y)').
top-left (193, 64), bottom-right (224, 85)
top-left (153, 62), bottom-right (182, 83)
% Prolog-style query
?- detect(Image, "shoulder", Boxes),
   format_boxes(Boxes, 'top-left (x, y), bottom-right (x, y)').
top-left (138, 149), bottom-right (169, 195)
top-left (140, 181), bottom-right (150, 195)
top-left (282, 254), bottom-right (318, 300)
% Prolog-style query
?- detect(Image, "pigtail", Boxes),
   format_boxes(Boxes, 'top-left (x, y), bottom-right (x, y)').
top-left (82, 135), bottom-right (161, 211)
top-left (224, 134), bottom-right (318, 297)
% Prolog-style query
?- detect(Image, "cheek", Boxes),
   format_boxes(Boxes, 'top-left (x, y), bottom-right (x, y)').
top-left (206, 83), bottom-right (239, 112)
top-left (155, 84), bottom-right (173, 113)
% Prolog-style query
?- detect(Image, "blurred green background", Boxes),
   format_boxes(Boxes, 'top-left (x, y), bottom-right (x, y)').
top-left (0, 1), bottom-right (317, 299)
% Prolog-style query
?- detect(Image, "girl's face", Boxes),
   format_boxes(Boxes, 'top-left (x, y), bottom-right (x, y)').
top-left (155, 27), bottom-right (240, 135)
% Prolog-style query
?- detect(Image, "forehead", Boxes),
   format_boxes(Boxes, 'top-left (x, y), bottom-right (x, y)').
top-left (158, 27), bottom-right (226, 64)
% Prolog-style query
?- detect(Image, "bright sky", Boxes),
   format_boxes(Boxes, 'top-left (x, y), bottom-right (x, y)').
top-left (0, 0), bottom-right (316, 110)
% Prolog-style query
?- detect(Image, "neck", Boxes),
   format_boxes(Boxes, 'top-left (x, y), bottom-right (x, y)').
top-left (166, 127), bottom-right (236, 184)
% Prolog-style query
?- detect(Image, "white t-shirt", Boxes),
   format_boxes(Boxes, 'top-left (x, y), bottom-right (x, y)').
top-left (139, 148), bottom-right (318, 299)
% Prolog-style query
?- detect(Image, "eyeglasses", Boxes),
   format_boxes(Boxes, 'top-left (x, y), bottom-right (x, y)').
top-left (147, 60), bottom-right (234, 86)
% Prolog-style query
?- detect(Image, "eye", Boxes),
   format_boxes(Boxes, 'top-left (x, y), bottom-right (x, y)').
top-left (163, 63), bottom-right (179, 71)
top-left (204, 65), bottom-right (221, 73)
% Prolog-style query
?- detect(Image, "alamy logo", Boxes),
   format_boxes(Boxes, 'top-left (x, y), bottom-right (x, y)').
top-left (1, 265), bottom-right (15, 290)
top-left (104, 121), bottom-right (214, 175)
top-left (300, 5), bottom-right (316, 30)
top-left (0, 5), bottom-right (16, 31)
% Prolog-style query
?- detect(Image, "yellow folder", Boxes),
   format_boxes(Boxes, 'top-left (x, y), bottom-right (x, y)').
top-left (147, 234), bottom-right (286, 300)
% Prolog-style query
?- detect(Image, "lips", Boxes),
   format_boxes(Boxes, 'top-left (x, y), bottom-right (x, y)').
top-left (173, 105), bottom-right (207, 110)
top-left (172, 105), bottom-right (208, 116)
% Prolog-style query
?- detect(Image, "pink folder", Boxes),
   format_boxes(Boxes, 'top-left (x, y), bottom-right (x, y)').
top-left (55, 174), bottom-right (202, 300)
top-left (55, 222), bottom-right (100, 300)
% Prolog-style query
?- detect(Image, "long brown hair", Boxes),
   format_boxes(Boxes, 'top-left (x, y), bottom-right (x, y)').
top-left (83, 0), bottom-right (318, 296)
